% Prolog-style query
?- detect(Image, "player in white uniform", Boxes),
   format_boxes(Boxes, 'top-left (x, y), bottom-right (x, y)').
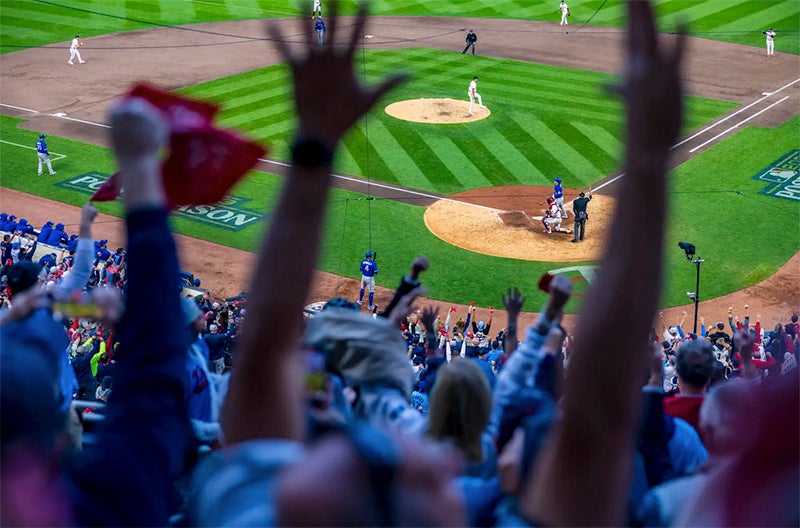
top-left (468, 76), bottom-right (483, 116)
top-left (559, 1), bottom-right (570, 26)
top-left (542, 197), bottom-right (570, 234)
top-left (312, 0), bottom-right (322, 18)
top-left (763, 28), bottom-right (776, 56)
top-left (68, 34), bottom-right (85, 65)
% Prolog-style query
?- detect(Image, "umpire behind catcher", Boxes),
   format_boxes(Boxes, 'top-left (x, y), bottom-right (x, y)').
top-left (571, 190), bottom-right (593, 243)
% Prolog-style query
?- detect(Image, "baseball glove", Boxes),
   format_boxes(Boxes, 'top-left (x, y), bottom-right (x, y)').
top-left (567, 8), bottom-right (571, 16)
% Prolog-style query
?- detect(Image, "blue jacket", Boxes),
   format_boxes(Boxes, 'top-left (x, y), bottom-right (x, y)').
top-left (36, 139), bottom-right (49, 155)
top-left (45, 223), bottom-right (67, 246)
top-left (17, 219), bottom-right (34, 235)
top-left (5, 215), bottom-right (18, 233)
top-left (66, 234), bottom-right (79, 252)
top-left (65, 209), bottom-right (192, 525)
top-left (0, 213), bottom-right (8, 231)
top-left (37, 221), bottom-right (54, 242)
top-left (554, 182), bottom-right (563, 199)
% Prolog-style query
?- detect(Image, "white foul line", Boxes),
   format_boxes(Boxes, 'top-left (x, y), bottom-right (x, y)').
top-left (671, 77), bottom-right (800, 150)
top-left (0, 102), bottom-right (39, 114)
top-left (689, 96), bottom-right (790, 153)
top-left (0, 139), bottom-right (67, 161)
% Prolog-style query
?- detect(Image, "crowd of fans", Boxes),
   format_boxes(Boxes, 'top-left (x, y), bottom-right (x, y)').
top-left (1, 2), bottom-right (797, 527)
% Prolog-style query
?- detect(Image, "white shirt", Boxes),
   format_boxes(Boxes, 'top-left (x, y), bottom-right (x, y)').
top-left (765, 30), bottom-right (775, 41)
top-left (560, 2), bottom-right (569, 13)
top-left (313, 0), bottom-right (321, 8)
top-left (469, 80), bottom-right (477, 96)
top-left (71, 38), bottom-right (79, 50)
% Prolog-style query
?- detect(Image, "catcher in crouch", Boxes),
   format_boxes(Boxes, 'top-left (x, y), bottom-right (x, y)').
top-left (542, 197), bottom-right (571, 234)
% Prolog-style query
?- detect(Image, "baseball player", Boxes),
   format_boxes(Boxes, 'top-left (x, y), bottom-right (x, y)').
top-left (462, 29), bottom-right (477, 55)
top-left (68, 34), bottom-right (85, 65)
top-left (36, 134), bottom-right (57, 176)
top-left (468, 76), bottom-right (484, 116)
top-left (559, 1), bottom-right (570, 26)
top-left (763, 27), bottom-right (776, 56)
top-left (314, 17), bottom-right (326, 46)
top-left (312, 0), bottom-right (322, 18)
top-left (357, 250), bottom-right (379, 310)
top-left (542, 197), bottom-right (570, 234)
top-left (553, 177), bottom-right (568, 219)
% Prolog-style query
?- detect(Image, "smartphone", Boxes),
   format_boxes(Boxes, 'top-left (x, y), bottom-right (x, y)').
top-left (52, 300), bottom-right (105, 319)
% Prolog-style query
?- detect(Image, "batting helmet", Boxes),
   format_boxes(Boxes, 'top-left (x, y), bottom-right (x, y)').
top-left (366, 251), bottom-right (372, 258)
top-left (554, 177), bottom-right (561, 183)
top-left (39, 134), bottom-right (46, 139)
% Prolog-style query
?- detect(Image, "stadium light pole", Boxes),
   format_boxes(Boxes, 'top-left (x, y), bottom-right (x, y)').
top-left (678, 242), bottom-right (703, 335)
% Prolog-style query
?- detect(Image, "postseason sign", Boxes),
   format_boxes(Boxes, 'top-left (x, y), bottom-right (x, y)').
top-left (56, 172), bottom-right (265, 231)
top-left (752, 150), bottom-right (800, 202)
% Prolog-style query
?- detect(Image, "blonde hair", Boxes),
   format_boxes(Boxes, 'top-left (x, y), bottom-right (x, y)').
top-left (427, 358), bottom-right (491, 462)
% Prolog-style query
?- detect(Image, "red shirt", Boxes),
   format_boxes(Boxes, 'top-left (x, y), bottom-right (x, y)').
top-left (664, 394), bottom-right (704, 430)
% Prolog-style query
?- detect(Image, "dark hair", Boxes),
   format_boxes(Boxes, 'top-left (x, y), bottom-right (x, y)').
top-left (676, 340), bottom-right (716, 389)
top-left (792, 314), bottom-right (798, 323)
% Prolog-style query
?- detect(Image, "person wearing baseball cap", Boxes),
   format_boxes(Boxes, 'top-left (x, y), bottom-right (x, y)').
top-left (36, 133), bottom-right (57, 176)
top-left (69, 34), bottom-right (85, 65)
top-left (553, 177), bottom-right (567, 219)
top-left (468, 75), bottom-right (484, 116)
top-left (357, 250), bottom-right (379, 310)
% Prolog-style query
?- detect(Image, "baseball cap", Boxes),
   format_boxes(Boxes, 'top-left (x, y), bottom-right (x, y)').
top-left (39, 134), bottom-right (46, 139)
top-left (473, 76), bottom-right (479, 80)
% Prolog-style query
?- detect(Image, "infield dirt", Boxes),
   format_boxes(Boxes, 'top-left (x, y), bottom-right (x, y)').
top-left (1, 15), bottom-right (798, 327)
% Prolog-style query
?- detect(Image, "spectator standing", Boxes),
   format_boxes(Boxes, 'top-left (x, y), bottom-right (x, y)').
top-left (663, 340), bottom-right (716, 431)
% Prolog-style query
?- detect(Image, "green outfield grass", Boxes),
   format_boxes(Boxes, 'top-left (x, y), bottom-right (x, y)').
top-left (181, 47), bottom-right (736, 194)
top-left (2, 1), bottom-right (797, 54)
top-left (2, 114), bottom-right (798, 311)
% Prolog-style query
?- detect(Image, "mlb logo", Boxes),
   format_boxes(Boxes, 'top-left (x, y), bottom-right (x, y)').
top-left (760, 167), bottom-right (796, 183)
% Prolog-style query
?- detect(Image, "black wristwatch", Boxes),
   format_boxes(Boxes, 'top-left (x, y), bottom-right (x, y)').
top-left (291, 137), bottom-right (334, 168)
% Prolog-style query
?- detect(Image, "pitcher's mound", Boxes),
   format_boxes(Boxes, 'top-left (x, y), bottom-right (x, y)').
top-left (385, 98), bottom-right (490, 123)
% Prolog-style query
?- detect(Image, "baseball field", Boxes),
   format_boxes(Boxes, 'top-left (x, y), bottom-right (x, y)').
top-left (1, 0), bottom-right (798, 322)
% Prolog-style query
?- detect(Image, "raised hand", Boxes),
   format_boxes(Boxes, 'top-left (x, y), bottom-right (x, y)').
top-left (501, 286), bottom-right (525, 319)
top-left (420, 305), bottom-right (440, 332)
top-left (268, 1), bottom-right (407, 148)
top-left (544, 274), bottom-right (572, 322)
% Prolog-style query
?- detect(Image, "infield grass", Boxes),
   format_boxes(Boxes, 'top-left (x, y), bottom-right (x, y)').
top-left (180, 47), bottom-right (737, 194)
top-left (1, 0), bottom-right (797, 54)
top-left (1, 114), bottom-right (798, 311)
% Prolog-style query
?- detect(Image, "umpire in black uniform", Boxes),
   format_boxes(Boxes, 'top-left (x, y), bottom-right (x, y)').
top-left (462, 29), bottom-right (477, 55)
top-left (571, 190), bottom-right (593, 242)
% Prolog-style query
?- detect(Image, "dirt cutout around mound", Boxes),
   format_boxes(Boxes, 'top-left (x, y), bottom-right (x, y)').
top-left (424, 186), bottom-right (615, 262)
top-left (385, 98), bottom-right (490, 124)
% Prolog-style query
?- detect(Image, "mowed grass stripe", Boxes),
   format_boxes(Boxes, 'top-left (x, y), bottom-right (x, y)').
top-left (474, 124), bottom-right (541, 185)
top-left (462, 130), bottom-right (523, 187)
top-left (365, 119), bottom-right (437, 191)
top-left (505, 113), bottom-right (577, 181)
top-left (552, 120), bottom-right (618, 175)
top-left (572, 122), bottom-right (622, 162)
top-left (689, 0), bottom-right (768, 32)
top-left (236, 108), bottom-right (295, 141)
top-left (492, 120), bottom-right (549, 184)
top-left (340, 127), bottom-right (402, 186)
top-left (418, 133), bottom-right (495, 190)
top-left (386, 127), bottom-right (463, 193)
top-left (532, 120), bottom-right (599, 185)
top-left (711, 2), bottom-right (795, 33)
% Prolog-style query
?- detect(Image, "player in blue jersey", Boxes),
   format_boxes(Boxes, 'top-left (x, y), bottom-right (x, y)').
top-left (356, 250), bottom-right (379, 310)
top-left (553, 177), bottom-right (567, 219)
top-left (36, 134), bottom-right (57, 176)
top-left (314, 17), bottom-right (326, 46)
